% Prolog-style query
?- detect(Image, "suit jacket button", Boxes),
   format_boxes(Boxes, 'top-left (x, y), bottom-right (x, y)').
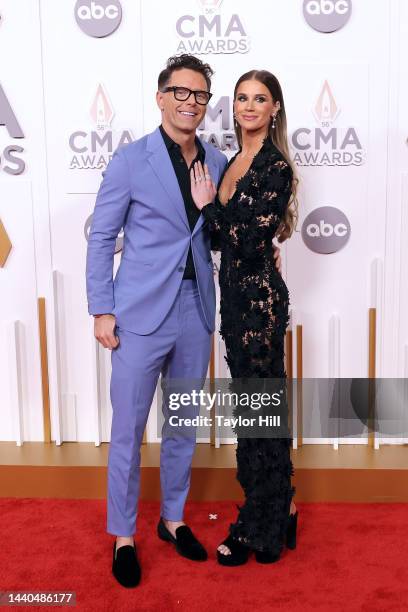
top-left (178, 266), bottom-right (184, 272)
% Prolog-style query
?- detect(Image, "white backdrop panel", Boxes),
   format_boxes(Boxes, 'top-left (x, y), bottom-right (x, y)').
top-left (0, 180), bottom-right (42, 441)
top-left (0, 0), bottom-right (405, 442)
top-left (40, 0), bottom-right (144, 440)
top-left (1, 0), bottom-right (56, 441)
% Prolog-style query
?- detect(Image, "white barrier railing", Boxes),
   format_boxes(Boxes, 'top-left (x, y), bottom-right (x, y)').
top-left (6, 320), bottom-right (23, 446)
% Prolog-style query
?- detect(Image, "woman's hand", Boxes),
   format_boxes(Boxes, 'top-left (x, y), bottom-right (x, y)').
top-left (190, 161), bottom-right (217, 210)
top-left (273, 244), bottom-right (282, 274)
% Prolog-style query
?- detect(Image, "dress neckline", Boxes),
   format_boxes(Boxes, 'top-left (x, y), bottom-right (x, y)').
top-left (218, 136), bottom-right (271, 207)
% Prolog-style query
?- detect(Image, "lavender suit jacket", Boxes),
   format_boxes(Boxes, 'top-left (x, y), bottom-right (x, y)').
top-left (86, 127), bottom-right (228, 334)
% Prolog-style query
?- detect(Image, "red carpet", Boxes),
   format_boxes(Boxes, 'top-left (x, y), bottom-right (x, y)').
top-left (0, 499), bottom-right (407, 611)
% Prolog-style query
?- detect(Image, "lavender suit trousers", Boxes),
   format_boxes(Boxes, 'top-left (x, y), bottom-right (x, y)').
top-left (107, 279), bottom-right (211, 536)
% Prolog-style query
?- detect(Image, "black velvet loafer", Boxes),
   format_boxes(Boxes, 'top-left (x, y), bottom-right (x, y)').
top-left (112, 540), bottom-right (141, 588)
top-left (157, 518), bottom-right (207, 561)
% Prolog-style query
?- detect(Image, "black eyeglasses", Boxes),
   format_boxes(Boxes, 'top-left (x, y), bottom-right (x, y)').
top-left (160, 86), bottom-right (213, 106)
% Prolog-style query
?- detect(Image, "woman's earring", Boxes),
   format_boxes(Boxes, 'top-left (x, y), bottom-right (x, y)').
top-left (272, 114), bottom-right (277, 129)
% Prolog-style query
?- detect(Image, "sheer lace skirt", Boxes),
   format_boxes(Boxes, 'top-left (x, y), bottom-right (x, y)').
top-left (222, 288), bottom-right (296, 554)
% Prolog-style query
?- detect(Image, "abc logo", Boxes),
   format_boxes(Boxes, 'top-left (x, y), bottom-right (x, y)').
top-left (305, 1), bottom-right (350, 15)
top-left (302, 206), bottom-right (350, 254)
top-left (75, 0), bottom-right (122, 38)
top-left (77, 3), bottom-right (119, 20)
top-left (307, 221), bottom-right (347, 237)
top-left (303, 0), bottom-right (352, 33)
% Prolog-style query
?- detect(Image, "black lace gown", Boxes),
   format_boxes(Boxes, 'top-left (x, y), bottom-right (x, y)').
top-left (202, 137), bottom-right (296, 555)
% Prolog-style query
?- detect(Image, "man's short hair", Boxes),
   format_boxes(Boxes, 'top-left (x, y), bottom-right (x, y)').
top-left (158, 54), bottom-right (214, 91)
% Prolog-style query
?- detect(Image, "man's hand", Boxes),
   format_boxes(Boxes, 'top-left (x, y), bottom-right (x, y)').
top-left (94, 314), bottom-right (119, 349)
top-left (273, 244), bottom-right (282, 274)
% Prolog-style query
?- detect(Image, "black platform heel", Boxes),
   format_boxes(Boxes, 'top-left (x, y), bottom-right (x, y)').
top-left (254, 549), bottom-right (281, 564)
top-left (286, 510), bottom-right (298, 550)
top-left (217, 535), bottom-right (250, 566)
top-left (254, 510), bottom-right (298, 563)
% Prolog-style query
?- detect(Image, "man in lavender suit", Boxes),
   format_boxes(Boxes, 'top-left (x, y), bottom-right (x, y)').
top-left (86, 55), bottom-right (227, 588)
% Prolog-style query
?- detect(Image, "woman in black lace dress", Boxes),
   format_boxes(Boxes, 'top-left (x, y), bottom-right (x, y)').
top-left (191, 70), bottom-right (299, 565)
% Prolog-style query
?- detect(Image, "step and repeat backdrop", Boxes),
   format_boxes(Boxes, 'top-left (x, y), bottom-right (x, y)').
top-left (0, 0), bottom-right (407, 443)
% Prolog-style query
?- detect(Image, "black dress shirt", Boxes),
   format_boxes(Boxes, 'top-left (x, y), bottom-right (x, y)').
top-left (159, 124), bottom-right (205, 280)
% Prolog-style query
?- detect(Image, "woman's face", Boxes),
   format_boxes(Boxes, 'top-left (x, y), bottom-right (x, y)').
top-left (233, 79), bottom-right (280, 135)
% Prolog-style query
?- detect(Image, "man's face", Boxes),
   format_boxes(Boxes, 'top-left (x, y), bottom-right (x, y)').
top-left (156, 68), bottom-right (208, 135)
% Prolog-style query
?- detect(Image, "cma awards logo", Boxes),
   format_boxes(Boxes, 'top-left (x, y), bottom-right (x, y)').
top-left (75, 0), bottom-right (122, 38)
top-left (0, 83), bottom-right (25, 175)
top-left (176, 0), bottom-right (250, 55)
top-left (292, 80), bottom-right (364, 166)
top-left (198, 96), bottom-right (238, 151)
top-left (68, 83), bottom-right (134, 170)
top-left (302, 206), bottom-right (351, 254)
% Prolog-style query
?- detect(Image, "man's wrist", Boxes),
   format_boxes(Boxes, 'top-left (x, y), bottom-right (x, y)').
top-left (93, 313), bottom-right (113, 318)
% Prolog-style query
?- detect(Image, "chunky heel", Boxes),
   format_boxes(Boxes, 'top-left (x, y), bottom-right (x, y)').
top-left (254, 549), bottom-right (280, 564)
top-left (286, 510), bottom-right (298, 550)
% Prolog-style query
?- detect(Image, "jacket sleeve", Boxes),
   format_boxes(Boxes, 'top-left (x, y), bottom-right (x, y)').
top-left (86, 147), bottom-right (131, 315)
top-left (254, 159), bottom-right (292, 233)
top-left (239, 159), bottom-right (292, 261)
top-left (260, 159), bottom-right (292, 218)
top-left (202, 200), bottom-right (224, 252)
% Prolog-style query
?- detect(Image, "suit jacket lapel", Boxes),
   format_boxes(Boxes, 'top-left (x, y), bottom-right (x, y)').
top-left (146, 128), bottom-right (189, 230)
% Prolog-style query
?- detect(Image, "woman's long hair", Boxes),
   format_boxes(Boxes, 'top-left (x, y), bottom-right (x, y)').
top-left (233, 70), bottom-right (299, 242)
